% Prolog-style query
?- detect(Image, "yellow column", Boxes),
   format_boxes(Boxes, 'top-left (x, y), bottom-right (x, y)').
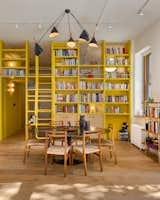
top-left (0, 41), bottom-right (2, 140)
top-left (25, 40), bottom-right (29, 140)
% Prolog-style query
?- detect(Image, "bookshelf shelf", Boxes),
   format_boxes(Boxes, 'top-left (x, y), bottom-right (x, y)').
top-left (105, 78), bottom-right (130, 81)
top-left (2, 49), bottom-right (26, 52)
top-left (105, 113), bottom-right (129, 116)
top-left (106, 54), bottom-right (129, 57)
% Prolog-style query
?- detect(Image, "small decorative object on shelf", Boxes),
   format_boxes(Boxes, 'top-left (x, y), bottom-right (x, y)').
top-left (28, 115), bottom-right (36, 124)
top-left (119, 122), bottom-right (129, 141)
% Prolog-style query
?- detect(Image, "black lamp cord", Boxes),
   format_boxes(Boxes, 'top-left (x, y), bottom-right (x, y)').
top-left (91, 0), bottom-right (109, 38)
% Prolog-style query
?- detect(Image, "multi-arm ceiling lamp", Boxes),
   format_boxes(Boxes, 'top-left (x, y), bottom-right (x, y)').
top-left (35, 0), bottom-right (109, 56)
top-left (35, 9), bottom-right (90, 56)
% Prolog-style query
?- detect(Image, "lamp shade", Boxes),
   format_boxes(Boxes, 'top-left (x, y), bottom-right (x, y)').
top-left (67, 36), bottom-right (76, 48)
top-left (35, 43), bottom-right (43, 56)
top-left (79, 30), bottom-right (89, 42)
top-left (89, 36), bottom-right (98, 48)
top-left (49, 26), bottom-right (59, 38)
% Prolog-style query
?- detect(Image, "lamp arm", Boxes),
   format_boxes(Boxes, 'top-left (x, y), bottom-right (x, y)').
top-left (38, 11), bottom-right (65, 43)
top-left (70, 12), bottom-right (85, 30)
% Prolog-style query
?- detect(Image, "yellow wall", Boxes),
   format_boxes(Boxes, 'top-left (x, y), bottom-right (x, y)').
top-left (0, 78), bottom-right (3, 140)
top-left (1, 79), bottom-right (25, 139)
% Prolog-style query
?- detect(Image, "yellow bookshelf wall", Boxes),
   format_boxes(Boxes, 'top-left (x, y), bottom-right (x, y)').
top-left (51, 40), bottom-right (132, 139)
top-left (0, 40), bottom-right (29, 140)
top-left (0, 40), bottom-right (132, 141)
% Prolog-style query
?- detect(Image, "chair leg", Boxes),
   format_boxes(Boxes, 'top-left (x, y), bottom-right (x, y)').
top-left (44, 153), bottom-right (48, 175)
top-left (113, 149), bottom-right (117, 164)
top-left (83, 153), bottom-right (87, 176)
top-left (99, 152), bottom-right (103, 172)
top-left (109, 147), bottom-right (112, 159)
top-left (23, 146), bottom-right (28, 164)
top-left (64, 154), bottom-right (67, 177)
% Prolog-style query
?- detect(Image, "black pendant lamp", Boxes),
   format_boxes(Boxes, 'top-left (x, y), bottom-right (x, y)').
top-left (89, 35), bottom-right (98, 48)
top-left (49, 26), bottom-right (59, 38)
top-left (79, 30), bottom-right (89, 42)
top-left (35, 43), bottom-right (43, 56)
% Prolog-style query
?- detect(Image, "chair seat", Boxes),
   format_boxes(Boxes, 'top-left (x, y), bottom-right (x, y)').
top-left (47, 145), bottom-right (70, 155)
top-left (74, 144), bottom-right (100, 154)
top-left (27, 139), bottom-right (45, 146)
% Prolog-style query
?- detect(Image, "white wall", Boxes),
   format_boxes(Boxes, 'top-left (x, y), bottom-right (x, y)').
top-left (135, 20), bottom-right (160, 98)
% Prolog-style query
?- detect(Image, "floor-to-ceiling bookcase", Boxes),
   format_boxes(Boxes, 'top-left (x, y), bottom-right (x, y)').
top-left (51, 40), bottom-right (132, 139)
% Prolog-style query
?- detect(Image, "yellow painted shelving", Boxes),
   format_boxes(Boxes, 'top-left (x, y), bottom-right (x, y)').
top-left (103, 40), bottom-right (132, 139)
top-left (51, 41), bottom-right (132, 139)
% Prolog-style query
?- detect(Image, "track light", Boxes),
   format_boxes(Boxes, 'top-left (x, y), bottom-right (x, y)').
top-left (137, 0), bottom-right (150, 16)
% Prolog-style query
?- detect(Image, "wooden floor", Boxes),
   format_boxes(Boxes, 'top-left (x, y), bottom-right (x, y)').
top-left (0, 132), bottom-right (160, 200)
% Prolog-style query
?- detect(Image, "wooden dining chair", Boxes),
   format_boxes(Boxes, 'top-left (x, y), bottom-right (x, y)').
top-left (101, 124), bottom-right (117, 164)
top-left (23, 125), bottom-right (45, 163)
top-left (44, 130), bottom-right (70, 177)
top-left (73, 130), bottom-right (103, 176)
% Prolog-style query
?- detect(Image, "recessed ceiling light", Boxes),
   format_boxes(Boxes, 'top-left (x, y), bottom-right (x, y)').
top-left (38, 24), bottom-right (42, 29)
top-left (108, 25), bottom-right (112, 29)
top-left (15, 24), bottom-right (19, 29)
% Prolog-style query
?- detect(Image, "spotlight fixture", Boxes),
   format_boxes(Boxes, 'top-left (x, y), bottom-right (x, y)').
top-left (137, 0), bottom-right (150, 16)
top-left (35, 9), bottom-right (89, 56)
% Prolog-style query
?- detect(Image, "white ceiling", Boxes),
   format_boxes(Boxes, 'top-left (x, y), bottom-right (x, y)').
top-left (0, 0), bottom-right (159, 64)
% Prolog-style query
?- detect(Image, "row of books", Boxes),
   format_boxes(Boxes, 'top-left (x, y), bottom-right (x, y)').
top-left (106, 71), bottom-right (129, 78)
top-left (56, 58), bottom-right (78, 66)
top-left (54, 49), bottom-right (77, 56)
top-left (80, 93), bottom-right (104, 102)
top-left (56, 94), bottom-right (78, 102)
top-left (106, 47), bottom-right (126, 54)
top-left (106, 95), bottom-right (128, 102)
top-left (28, 81), bottom-right (35, 88)
top-left (79, 105), bottom-right (91, 113)
top-left (3, 69), bottom-right (25, 76)
top-left (55, 68), bottom-right (77, 76)
top-left (145, 106), bottom-right (160, 118)
top-left (106, 57), bottom-right (129, 65)
top-left (145, 121), bottom-right (160, 134)
top-left (105, 106), bottom-right (121, 113)
top-left (55, 105), bottom-right (77, 113)
top-left (80, 81), bottom-right (104, 89)
top-left (56, 82), bottom-right (78, 89)
top-left (106, 83), bottom-right (129, 89)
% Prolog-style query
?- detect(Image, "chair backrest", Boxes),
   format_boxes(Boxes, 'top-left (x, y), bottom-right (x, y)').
top-left (105, 124), bottom-right (115, 144)
top-left (45, 130), bottom-right (67, 149)
top-left (82, 130), bottom-right (102, 152)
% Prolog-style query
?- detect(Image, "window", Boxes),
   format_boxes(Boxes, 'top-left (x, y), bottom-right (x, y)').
top-left (134, 47), bottom-right (151, 116)
top-left (143, 53), bottom-right (152, 102)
